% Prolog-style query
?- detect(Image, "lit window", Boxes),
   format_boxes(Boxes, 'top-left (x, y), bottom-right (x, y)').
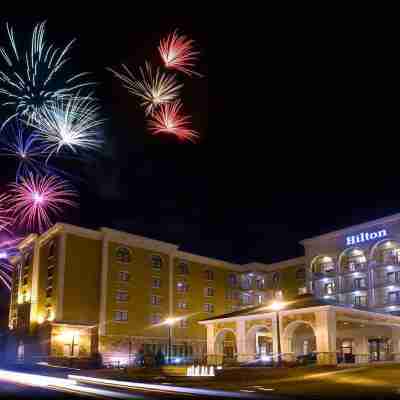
top-left (152, 278), bottom-right (161, 289)
top-left (204, 303), bottom-right (214, 313)
top-left (353, 277), bottom-right (367, 289)
top-left (324, 282), bottom-right (335, 295)
top-left (256, 294), bottom-right (263, 304)
top-left (272, 272), bottom-right (280, 286)
top-left (177, 301), bottom-right (188, 309)
top-left (179, 319), bottom-right (188, 328)
top-left (388, 291), bottom-right (400, 304)
top-left (151, 295), bottom-right (161, 306)
top-left (204, 270), bottom-right (214, 281)
top-left (256, 278), bottom-right (265, 290)
top-left (178, 261), bottom-right (189, 275)
top-left (151, 255), bottom-right (163, 270)
top-left (176, 281), bottom-right (189, 293)
top-left (150, 314), bottom-right (162, 325)
top-left (116, 247), bottom-right (132, 263)
top-left (387, 271), bottom-right (400, 283)
top-left (116, 290), bottom-right (129, 302)
top-left (354, 296), bottom-right (367, 307)
top-left (228, 274), bottom-right (237, 287)
top-left (114, 310), bottom-right (128, 321)
top-left (242, 294), bottom-right (252, 305)
top-left (118, 271), bottom-right (130, 282)
top-left (204, 287), bottom-right (214, 297)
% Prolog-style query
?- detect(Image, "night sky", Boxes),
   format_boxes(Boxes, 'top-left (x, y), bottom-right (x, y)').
top-left (0, 14), bottom-right (398, 326)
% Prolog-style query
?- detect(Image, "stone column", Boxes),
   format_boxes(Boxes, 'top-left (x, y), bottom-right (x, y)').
top-left (271, 314), bottom-right (280, 362)
top-left (315, 308), bottom-right (337, 365)
top-left (392, 327), bottom-right (400, 362)
top-left (206, 324), bottom-right (217, 365)
top-left (236, 320), bottom-right (251, 362)
top-left (354, 336), bottom-right (369, 364)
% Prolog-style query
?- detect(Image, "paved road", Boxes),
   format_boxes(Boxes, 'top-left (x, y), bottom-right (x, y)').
top-left (0, 367), bottom-right (275, 400)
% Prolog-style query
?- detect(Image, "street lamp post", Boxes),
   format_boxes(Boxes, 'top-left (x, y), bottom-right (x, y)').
top-left (269, 301), bottom-right (285, 367)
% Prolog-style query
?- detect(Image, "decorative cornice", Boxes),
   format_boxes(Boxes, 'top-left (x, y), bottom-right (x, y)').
top-left (176, 250), bottom-right (242, 271)
top-left (243, 257), bottom-right (306, 273)
top-left (101, 227), bottom-right (178, 254)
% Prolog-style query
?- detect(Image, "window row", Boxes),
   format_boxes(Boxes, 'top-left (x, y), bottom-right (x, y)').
top-left (115, 247), bottom-right (163, 269)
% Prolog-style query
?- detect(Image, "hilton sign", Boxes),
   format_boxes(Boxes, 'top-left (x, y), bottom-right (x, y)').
top-left (346, 229), bottom-right (387, 246)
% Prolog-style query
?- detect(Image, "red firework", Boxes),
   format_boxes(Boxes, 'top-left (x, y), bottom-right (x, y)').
top-left (148, 100), bottom-right (199, 143)
top-left (158, 30), bottom-right (202, 77)
top-left (9, 173), bottom-right (78, 233)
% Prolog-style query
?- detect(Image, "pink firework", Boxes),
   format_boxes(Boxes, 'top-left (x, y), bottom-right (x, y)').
top-left (158, 30), bottom-right (202, 77)
top-left (0, 193), bottom-right (13, 233)
top-left (147, 100), bottom-right (199, 143)
top-left (9, 174), bottom-right (78, 233)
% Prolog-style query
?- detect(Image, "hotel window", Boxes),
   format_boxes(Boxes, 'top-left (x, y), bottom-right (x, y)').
top-left (178, 261), bottom-right (189, 275)
top-left (177, 301), bottom-right (188, 309)
top-left (179, 319), bottom-right (188, 328)
top-left (204, 270), bottom-right (214, 281)
top-left (324, 282), bottom-right (335, 295)
top-left (152, 278), bottom-right (161, 289)
top-left (204, 287), bottom-right (214, 297)
top-left (256, 278), bottom-right (265, 290)
top-left (322, 263), bottom-right (335, 273)
top-left (116, 290), bottom-right (129, 302)
top-left (242, 277), bottom-right (251, 289)
top-left (354, 296), bottom-right (367, 307)
top-left (114, 310), bottom-right (128, 321)
top-left (388, 291), bottom-right (400, 304)
top-left (118, 271), bottom-right (130, 282)
top-left (242, 293), bottom-right (252, 305)
top-left (387, 271), bottom-right (400, 283)
top-left (48, 241), bottom-right (56, 259)
top-left (353, 277), bottom-right (367, 289)
top-left (176, 281), bottom-right (189, 293)
top-left (116, 247), bottom-right (132, 263)
top-left (272, 272), bottom-right (280, 286)
top-left (256, 294), bottom-right (263, 304)
top-left (150, 313), bottom-right (162, 325)
top-left (296, 268), bottom-right (306, 280)
top-left (151, 255), bottom-right (163, 270)
top-left (228, 273), bottom-right (237, 287)
top-left (204, 303), bottom-right (214, 313)
top-left (151, 295), bottom-right (161, 306)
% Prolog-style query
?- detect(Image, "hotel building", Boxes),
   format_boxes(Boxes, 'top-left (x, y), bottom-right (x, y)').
top-left (7, 212), bottom-right (400, 366)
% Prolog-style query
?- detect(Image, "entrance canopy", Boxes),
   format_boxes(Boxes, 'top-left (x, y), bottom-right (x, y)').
top-left (199, 295), bottom-right (400, 365)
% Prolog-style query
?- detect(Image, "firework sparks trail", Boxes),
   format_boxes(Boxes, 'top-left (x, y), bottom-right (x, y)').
top-left (0, 123), bottom-right (46, 181)
top-left (0, 236), bottom-right (23, 291)
top-left (8, 173), bottom-right (78, 233)
top-left (0, 21), bottom-right (94, 129)
top-left (28, 94), bottom-right (104, 162)
top-left (158, 30), bottom-right (202, 77)
top-left (0, 193), bottom-right (13, 233)
top-left (108, 62), bottom-right (183, 115)
top-left (147, 100), bottom-right (199, 143)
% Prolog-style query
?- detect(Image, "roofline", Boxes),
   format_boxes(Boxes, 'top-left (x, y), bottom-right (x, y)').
top-left (300, 212), bottom-right (400, 246)
top-left (242, 257), bottom-right (306, 272)
top-left (176, 250), bottom-right (242, 271)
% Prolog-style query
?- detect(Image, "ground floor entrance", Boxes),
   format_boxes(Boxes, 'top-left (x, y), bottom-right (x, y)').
top-left (200, 299), bottom-right (400, 366)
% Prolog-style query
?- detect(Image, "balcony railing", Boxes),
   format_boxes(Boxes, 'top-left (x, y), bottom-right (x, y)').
top-left (374, 279), bottom-right (400, 288)
top-left (312, 271), bottom-right (336, 279)
top-left (339, 285), bottom-right (369, 294)
top-left (341, 263), bottom-right (367, 275)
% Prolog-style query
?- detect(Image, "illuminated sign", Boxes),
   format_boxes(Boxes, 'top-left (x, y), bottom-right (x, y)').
top-left (346, 229), bottom-right (387, 246)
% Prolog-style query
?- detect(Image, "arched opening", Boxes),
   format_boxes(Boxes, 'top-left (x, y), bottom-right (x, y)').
top-left (339, 248), bottom-right (367, 273)
top-left (370, 240), bottom-right (400, 265)
top-left (282, 321), bottom-right (316, 363)
top-left (215, 329), bottom-right (237, 362)
top-left (311, 256), bottom-right (335, 275)
top-left (246, 326), bottom-right (273, 359)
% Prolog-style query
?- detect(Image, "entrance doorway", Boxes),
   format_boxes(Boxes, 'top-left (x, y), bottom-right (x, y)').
top-left (369, 338), bottom-right (389, 361)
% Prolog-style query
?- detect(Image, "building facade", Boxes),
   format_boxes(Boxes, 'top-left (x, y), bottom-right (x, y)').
top-left (6, 223), bottom-right (305, 365)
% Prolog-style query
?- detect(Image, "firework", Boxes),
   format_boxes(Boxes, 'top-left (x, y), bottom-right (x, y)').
top-left (158, 30), bottom-right (202, 77)
top-left (0, 21), bottom-right (94, 129)
top-left (0, 236), bottom-right (23, 291)
top-left (9, 173), bottom-right (78, 233)
top-left (147, 100), bottom-right (199, 143)
top-left (0, 123), bottom-right (46, 181)
top-left (108, 62), bottom-right (183, 115)
top-left (0, 193), bottom-right (13, 233)
top-left (28, 94), bottom-right (104, 161)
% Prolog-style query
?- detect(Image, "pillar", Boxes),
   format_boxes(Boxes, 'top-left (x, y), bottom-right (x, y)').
top-left (315, 308), bottom-right (337, 365)
top-left (236, 320), bottom-right (251, 362)
top-left (354, 336), bottom-right (369, 364)
top-left (392, 327), bottom-right (400, 362)
top-left (206, 324), bottom-right (219, 365)
top-left (271, 315), bottom-right (280, 362)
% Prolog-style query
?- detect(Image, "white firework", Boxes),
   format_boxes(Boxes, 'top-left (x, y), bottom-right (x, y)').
top-left (0, 21), bottom-right (94, 129)
top-left (28, 94), bottom-right (104, 161)
top-left (108, 61), bottom-right (183, 115)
